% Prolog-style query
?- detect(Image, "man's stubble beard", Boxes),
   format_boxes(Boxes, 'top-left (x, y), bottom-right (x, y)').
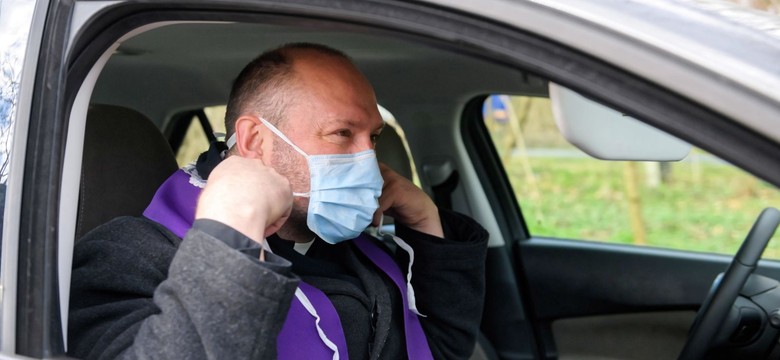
top-left (271, 135), bottom-right (316, 242)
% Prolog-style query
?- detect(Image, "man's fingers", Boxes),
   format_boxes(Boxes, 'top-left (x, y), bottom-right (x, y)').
top-left (197, 156), bottom-right (293, 243)
top-left (265, 205), bottom-right (291, 237)
top-left (373, 160), bottom-right (443, 237)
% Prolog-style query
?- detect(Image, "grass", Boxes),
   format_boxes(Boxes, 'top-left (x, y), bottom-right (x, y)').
top-left (503, 155), bottom-right (780, 258)
top-left (486, 95), bottom-right (780, 259)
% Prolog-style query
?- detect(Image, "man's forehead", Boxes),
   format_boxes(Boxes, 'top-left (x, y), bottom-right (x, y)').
top-left (291, 52), bottom-right (373, 93)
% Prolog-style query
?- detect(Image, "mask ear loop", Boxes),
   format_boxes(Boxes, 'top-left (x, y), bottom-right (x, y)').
top-left (258, 118), bottom-right (309, 156)
top-left (225, 118), bottom-right (312, 198)
top-left (225, 117), bottom-right (310, 157)
top-left (375, 217), bottom-right (427, 317)
top-left (225, 133), bottom-right (238, 149)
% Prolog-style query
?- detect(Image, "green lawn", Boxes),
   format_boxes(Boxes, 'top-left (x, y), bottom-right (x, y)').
top-left (503, 156), bottom-right (780, 259)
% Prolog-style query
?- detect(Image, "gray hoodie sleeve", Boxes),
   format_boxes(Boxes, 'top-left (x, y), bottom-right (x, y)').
top-left (68, 217), bottom-right (299, 360)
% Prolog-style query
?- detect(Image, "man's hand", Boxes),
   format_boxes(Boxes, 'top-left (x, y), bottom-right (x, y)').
top-left (373, 163), bottom-right (444, 238)
top-left (196, 156), bottom-right (293, 244)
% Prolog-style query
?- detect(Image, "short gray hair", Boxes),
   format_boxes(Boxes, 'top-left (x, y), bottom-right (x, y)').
top-left (224, 43), bottom-right (352, 135)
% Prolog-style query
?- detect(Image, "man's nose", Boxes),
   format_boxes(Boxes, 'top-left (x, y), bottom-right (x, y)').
top-left (356, 135), bottom-right (375, 152)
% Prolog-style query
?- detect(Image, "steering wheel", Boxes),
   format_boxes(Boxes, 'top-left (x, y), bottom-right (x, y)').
top-left (679, 207), bottom-right (780, 360)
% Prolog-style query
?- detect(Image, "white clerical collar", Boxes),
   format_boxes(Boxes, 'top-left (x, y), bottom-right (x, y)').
top-left (293, 238), bottom-right (316, 255)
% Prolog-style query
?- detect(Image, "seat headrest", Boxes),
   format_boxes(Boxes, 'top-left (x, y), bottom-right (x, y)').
top-left (375, 124), bottom-right (413, 180)
top-left (76, 104), bottom-right (178, 239)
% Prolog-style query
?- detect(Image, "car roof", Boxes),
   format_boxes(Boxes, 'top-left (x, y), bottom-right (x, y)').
top-left (421, 0), bottom-right (780, 140)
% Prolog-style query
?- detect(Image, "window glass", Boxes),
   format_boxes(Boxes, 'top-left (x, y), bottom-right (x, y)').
top-left (175, 106), bottom-right (227, 166)
top-left (483, 95), bottom-right (780, 258)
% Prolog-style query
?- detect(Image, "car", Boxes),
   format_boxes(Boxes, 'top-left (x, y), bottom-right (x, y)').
top-left (1, 0), bottom-right (780, 359)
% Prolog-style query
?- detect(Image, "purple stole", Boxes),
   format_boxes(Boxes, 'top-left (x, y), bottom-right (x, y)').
top-left (144, 170), bottom-right (434, 359)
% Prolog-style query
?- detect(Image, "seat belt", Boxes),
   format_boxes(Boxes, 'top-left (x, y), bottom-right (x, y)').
top-left (423, 159), bottom-right (459, 211)
top-left (195, 109), bottom-right (217, 143)
top-left (431, 171), bottom-right (459, 211)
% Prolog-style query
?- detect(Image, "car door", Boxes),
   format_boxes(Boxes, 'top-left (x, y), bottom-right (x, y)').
top-left (455, 13), bottom-right (780, 360)
top-left (467, 91), bottom-right (780, 359)
top-left (428, 2), bottom-right (780, 360)
top-left (0, 0), bottom-right (75, 358)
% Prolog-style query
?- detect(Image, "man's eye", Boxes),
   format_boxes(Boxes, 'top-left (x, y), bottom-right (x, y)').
top-left (370, 134), bottom-right (380, 144)
top-left (337, 129), bottom-right (352, 137)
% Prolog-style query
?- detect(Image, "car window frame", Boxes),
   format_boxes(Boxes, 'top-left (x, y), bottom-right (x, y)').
top-left (0, 0), bottom-right (48, 354)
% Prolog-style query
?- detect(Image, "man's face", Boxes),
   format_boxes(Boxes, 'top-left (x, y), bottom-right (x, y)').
top-left (268, 51), bottom-right (384, 238)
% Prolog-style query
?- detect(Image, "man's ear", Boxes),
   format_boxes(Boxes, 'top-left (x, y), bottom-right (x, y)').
top-left (233, 115), bottom-right (269, 159)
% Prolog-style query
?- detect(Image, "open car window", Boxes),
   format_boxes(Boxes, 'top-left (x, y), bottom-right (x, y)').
top-left (482, 94), bottom-right (780, 258)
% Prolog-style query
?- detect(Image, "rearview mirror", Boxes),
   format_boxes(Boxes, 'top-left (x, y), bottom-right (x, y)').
top-left (549, 83), bottom-right (691, 161)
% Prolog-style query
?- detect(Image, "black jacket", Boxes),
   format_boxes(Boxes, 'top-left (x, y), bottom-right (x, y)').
top-left (68, 210), bottom-right (488, 359)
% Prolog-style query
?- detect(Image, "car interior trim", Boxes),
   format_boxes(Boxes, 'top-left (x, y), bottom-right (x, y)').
top-left (57, 40), bottom-right (117, 350)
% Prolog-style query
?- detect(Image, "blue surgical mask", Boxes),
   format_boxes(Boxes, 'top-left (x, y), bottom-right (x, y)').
top-left (227, 118), bottom-right (383, 244)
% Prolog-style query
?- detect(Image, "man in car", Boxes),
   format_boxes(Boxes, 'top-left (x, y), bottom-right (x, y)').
top-left (68, 43), bottom-right (488, 359)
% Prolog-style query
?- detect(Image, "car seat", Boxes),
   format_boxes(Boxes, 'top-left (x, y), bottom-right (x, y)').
top-left (75, 104), bottom-right (178, 240)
